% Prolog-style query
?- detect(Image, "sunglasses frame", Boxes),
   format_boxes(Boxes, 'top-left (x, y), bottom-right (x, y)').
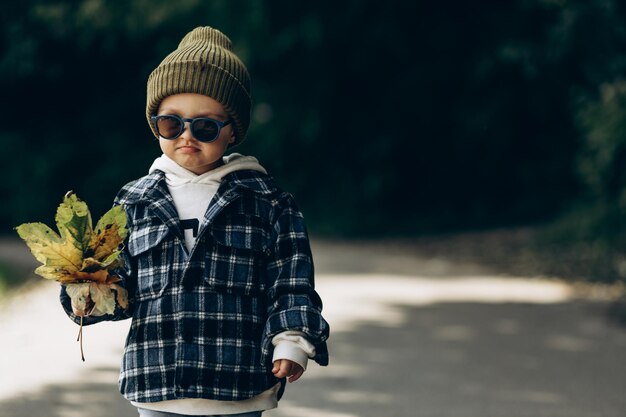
top-left (151, 114), bottom-right (233, 143)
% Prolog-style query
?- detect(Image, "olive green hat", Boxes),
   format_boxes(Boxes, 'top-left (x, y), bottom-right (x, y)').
top-left (146, 26), bottom-right (251, 145)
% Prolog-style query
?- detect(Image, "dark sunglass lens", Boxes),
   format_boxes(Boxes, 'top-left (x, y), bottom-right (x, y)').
top-left (192, 119), bottom-right (219, 142)
top-left (156, 116), bottom-right (183, 139)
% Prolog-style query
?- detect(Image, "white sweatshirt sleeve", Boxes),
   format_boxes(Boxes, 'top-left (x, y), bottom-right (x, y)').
top-left (271, 331), bottom-right (317, 371)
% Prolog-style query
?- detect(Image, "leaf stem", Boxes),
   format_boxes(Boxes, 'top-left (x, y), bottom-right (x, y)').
top-left (77, 316), bottom-right (85, 362)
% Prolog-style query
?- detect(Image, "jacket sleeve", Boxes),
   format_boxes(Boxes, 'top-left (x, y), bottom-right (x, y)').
top-left (261, 195), bottom-right (330, 366)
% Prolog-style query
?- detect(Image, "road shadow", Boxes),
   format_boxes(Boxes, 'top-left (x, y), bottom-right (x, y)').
top-left (1, 300), bottom-right (625, 417)
top-left (0, 367), bottom-right (136, 417)
top-left (2, 236), bottom-right (625, 417)
top-left (267, 300), bottom-right (626, 417)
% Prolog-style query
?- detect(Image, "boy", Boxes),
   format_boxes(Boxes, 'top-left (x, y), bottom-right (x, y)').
top-left (60, 26), bottom-right (329, 417)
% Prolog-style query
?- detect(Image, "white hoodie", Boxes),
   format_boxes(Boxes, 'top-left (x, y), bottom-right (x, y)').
top-left (149, 153), bottom-right (267, 253)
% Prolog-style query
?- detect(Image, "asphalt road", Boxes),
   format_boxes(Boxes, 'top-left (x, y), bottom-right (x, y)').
top-left (0, 237), bottom-right (625, 417)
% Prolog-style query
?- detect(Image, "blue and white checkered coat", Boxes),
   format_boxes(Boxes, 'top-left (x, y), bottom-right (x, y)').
top-left (60, 169), bottom-right (329, 403)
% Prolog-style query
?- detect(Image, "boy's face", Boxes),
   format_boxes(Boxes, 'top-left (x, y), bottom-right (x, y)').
top-left (156, 93), bottom-right (235, 174)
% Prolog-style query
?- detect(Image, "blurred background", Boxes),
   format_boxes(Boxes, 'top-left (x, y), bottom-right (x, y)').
top-left (2, 0), bottom-right (626, 283)
top-left (2, 1), bottom-right (626, 417)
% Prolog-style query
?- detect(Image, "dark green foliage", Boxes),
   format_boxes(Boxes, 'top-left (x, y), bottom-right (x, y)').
top-left (0, 261), bottom-right (21, 295)
top-left (1, 0), bottom-right (626, 249)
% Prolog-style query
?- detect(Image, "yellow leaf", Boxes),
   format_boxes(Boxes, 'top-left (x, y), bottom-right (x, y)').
top-left (35, 265), bottom-right (78, 281)
top-left (15, 193), bottom-right (128, 283)
top-left (110, 283), bottom-right (129, 310)
top-left (88, 205), bottom-right (128, 264)
top-left (90, 283), bottom-right (117, 315)
top-left (65, 283), bottom-right (93, 314)
top-left (15, 222), bottom-right (82, 278)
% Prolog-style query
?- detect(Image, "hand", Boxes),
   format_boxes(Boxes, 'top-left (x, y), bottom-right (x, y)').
top-left (272, 359), bottom-right (305, 383)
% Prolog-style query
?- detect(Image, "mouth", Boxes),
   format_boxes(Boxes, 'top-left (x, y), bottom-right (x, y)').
top-left (177, 145), bottom-right (200, 152)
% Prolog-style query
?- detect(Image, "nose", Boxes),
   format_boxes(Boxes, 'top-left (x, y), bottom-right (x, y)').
top-left (178, 121), bottom-right (194, 141)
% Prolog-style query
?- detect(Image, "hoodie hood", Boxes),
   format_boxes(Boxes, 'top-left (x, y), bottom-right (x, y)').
top-left (147, 153), bottom-right (268, 253)
top-left (148, 153), bottom-right (267, 187)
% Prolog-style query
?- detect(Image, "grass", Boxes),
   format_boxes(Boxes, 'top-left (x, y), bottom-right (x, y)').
top-left (391, 226), bottom-right (625, 283)
top-left (0, 261), bottom-right (30, 299)
top-left (386, 225), bottom-right (626, 325)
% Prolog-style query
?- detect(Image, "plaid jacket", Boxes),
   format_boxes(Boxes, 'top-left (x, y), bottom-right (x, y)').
top-left (60, 169), bottom-right (329, 403)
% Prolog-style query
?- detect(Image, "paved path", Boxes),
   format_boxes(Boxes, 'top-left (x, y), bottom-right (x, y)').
top-left (0, 237), bottom-right (625, 417)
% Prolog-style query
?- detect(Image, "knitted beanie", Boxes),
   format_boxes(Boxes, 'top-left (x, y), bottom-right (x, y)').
top-left (146, 26), bottom-right (251, 145)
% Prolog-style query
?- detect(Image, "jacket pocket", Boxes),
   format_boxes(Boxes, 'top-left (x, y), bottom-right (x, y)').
top-left (209, 213), bottom-right (272, 253)
top-left (205, 213), bottom-right (272, 295)
top-left (127, 217), bottom-right (171, 300)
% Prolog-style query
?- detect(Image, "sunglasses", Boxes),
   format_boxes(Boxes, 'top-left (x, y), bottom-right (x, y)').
top-left (151, 114), bottom-right (233, 143)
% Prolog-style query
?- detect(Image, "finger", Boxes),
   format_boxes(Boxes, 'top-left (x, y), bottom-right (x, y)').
top-left (274, 360), bottom-right (292, 378)
top-left (276, 360), bottom-right (291, 378)
top-left (272, 360), bottom-right (288, 376)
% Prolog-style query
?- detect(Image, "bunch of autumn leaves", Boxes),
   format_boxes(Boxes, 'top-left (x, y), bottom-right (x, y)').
top-left (15, 192), bottom-right (129, 360)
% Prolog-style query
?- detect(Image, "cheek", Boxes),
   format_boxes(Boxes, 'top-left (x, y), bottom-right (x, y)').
top-left (215, 130), bottom-right (235, 148)
top-left (158, 138), bottom-right (174, 154)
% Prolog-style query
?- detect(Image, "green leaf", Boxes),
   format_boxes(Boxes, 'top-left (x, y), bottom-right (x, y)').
top-left (55, 192), bottom-right (93, 256)
top-left (81, 252), bottom-right (121, 271)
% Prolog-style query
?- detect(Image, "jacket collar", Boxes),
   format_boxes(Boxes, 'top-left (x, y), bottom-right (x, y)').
top-left (218, 170), bottom-right (279, 196)
top-left (200, 170), bottom-right (279, 237)
top-left (118, 169), bottom-right (278, 205)
top-left (117, 169), bottom-right (279, 252)
top-left (127, 171), bottom-right (184, 243)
